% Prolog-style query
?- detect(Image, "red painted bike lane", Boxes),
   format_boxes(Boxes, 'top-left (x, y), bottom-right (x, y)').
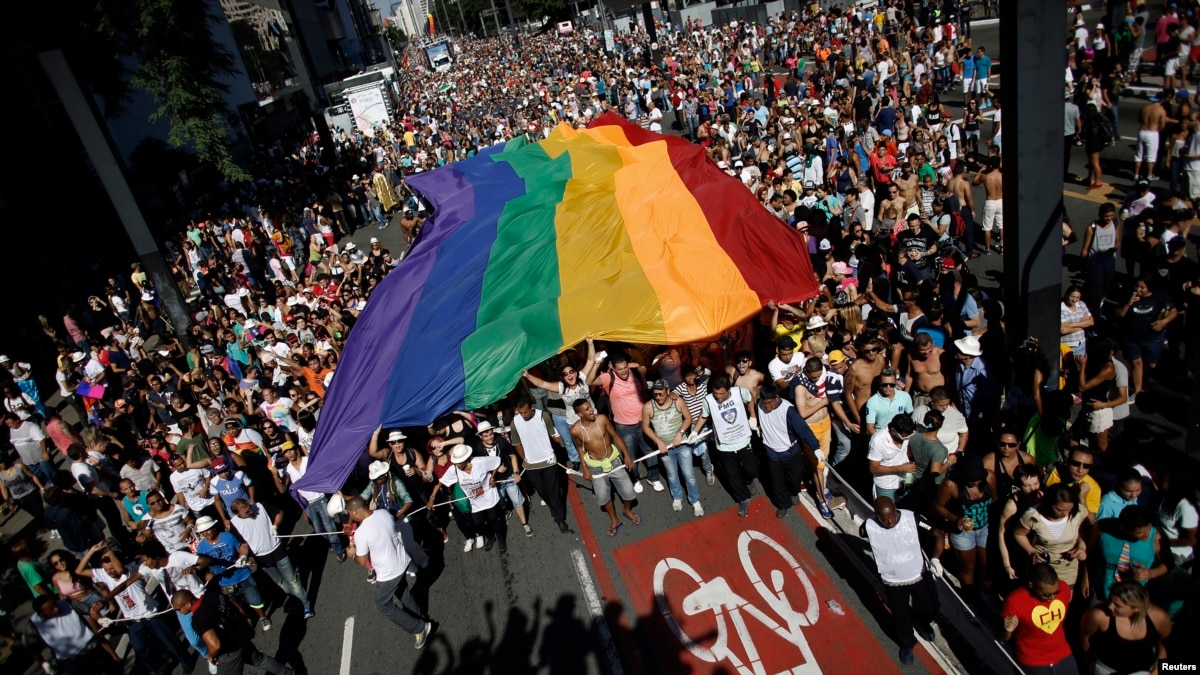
top-left (567, 480), bottom-right (947, 675)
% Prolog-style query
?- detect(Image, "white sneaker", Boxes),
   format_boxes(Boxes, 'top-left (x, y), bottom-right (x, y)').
top-left (672, 499), bottom-right (682, 511)
top-left (633, 480), bottom-right (644, 494)
top-left (474, 535), bottom-right (485, 550)
top-left (209, 662), bottom-right (219, 675)
top-left (650, 480), bottom-right (665, 492)
top-left (463, 538), bottom-right (475, 553)
top-left (693, 502), bottom-right (705, 517)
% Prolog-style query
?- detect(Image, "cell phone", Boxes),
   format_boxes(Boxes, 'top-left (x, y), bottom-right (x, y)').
top-left (1022, 339), bottom-right (1039, 350)
top-left (595, 350), bottom-right (608, 362)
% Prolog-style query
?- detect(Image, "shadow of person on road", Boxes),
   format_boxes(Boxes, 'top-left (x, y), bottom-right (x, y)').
top-left (271, 604), bottom-right (310, 675)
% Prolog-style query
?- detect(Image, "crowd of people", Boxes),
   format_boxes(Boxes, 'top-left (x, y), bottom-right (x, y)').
top-left (0, 0), bottom-right (1197, 672)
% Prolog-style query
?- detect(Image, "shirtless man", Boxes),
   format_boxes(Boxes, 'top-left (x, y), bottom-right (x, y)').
top-left (972, 155), bottom-right (1004, 254)
top-left (792, 358), bottom-right (833, 458)
top-left (844, 337), bottom-right (887, 432)
top-left (570, 400), bottom-right (639, 536)
top-left (398, 209), bottom-right (423, 248)
top-left (904, 333), bottom-right (946, 409)
top-left (726, 350), bottom-right (765, 409)
top-left (1134, 93), bottom-right (1169, 181)
top-left (948, 163), bottom-right (978, 258)
top-left (878, 182), bottom-right (909, 224)
top-left (894, 161), bottom-right (920, 218)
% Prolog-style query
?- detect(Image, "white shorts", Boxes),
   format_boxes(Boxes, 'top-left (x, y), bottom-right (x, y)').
top-left (1188, 168), bottom-right (1200, 200)
top-left (1134, 129), bottom-right (1159, 164)
top-left (973, 77), bottom-right (989, 94)
top-left (982, 199), bottom-right (1003, 232)
top-left (962, 76), bottom-right (974, 94)
top-left (1165, 56), bottom-right (1179, 77)
top-left (1086, 406), bottom-right (1114, 434)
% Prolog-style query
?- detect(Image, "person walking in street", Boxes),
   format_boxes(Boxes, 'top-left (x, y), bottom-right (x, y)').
top-left (695, 374), bottom-right (760, 517)
top-left (344, 496), bottom-right (433, 650)
top-left (864, 496), bottom-right (940, 666)
top-left (172, 582), bottom-right (294, 675)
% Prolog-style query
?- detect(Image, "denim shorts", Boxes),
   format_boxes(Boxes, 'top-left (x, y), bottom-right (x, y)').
top-left (1123, 335), bottom-right (1166, 365)
top-left (949, 524), bottom-right (989, 551)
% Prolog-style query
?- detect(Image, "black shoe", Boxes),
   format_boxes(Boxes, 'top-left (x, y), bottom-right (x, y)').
top-left (775, 507), bottom-right (789, 518)
top-left (336, 551), bottom-right (347, 563)
top-left (916, 624), bottom-right (936, 642)
top-left (557, 521), bottom-right (572, 534)
top-left (498, 541), bottom-right (507, 554)
top-left (737, 499), bottom-right (750, 517)
top-left (899, 646), bottom-right (915, 665)
top-left (483, 536), bottom-right (496, 551)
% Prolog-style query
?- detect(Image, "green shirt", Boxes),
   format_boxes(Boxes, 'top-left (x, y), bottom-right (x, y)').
top-left (18, 559), bottom-right (52, 597)
top-left (909, 434), bottom-right (949, 484)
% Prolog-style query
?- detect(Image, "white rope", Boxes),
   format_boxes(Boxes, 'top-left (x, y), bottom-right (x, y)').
top-left (566, 431), bottom-right (713, 481)
top-left (402, 469), bottom-right (526, 520)
top-left (97, 608), bottom-right (174, 628)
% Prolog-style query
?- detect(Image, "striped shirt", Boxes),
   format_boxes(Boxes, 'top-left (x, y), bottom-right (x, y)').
top-left (672, 370), bottom-right (711, 426)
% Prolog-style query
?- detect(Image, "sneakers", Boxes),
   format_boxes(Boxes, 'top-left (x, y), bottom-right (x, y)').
top-left (1127, 392), bottom-right (1139, 406)
top-left (705, 468), bottom-right (715, 485)
top-left (474, 535), bottom-right (485, 550)
top-left (693, 502), bottom-right (705, 517)
top-left (557, 521), bottom-right (572, 534)
top-left (463, 538), bottom-right (475, 553)
top-left (441, 530), bottom-right (450, 544)
top-left (259, 617), bottom-right (272, 632)
top-left (737, 499), bottom-right (750, 517)
top-left (633, 480), bottom-right (645, 494)
top-left (523, 523), bottom-right (534, 537)
top-left (335, 551), bottom-right (347, 563)
top-left (775, 507), bottom-right (790, 519)
top-left (483, 536), bottom-right (496, 551)
top-left (208, 661), bottom-right (219, 675)
top-left (823, 489), bottom-right (835, 502)
top-left (1147, 174), bottom-right (1160, 181)
top-left (303, 605), bottom-right (315, 620)
top-left (817, 501), bottom-right (834, 519)
top-left (899, 646), bottom-right (915, 665)
top-left (367, 569), bottom-right (377, 584)
top-left (414, 621), bottom-right (433, 650)
top-left (650, 480), bottom-right (665, 492)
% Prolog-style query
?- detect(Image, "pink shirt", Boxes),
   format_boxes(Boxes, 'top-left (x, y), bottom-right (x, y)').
top-left (1157, 14), bottom-right (1180, 44)
top-left (599, 372), bottom-right (645, 426)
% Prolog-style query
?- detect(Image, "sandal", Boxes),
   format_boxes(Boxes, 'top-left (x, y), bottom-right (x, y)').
top-left (607, 523), bottom-right (622, 537)
top-left (624, 512), bottom-right (642, 526)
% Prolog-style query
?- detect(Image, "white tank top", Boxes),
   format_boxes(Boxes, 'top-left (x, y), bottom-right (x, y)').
top-left (705, 387), bottom-right (752, 450)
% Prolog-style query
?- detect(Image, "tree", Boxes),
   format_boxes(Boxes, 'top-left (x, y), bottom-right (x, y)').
top-left (89, 0), bottom-right (251, 182)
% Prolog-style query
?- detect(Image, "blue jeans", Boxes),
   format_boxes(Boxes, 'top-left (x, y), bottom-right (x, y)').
top-left (660, 444), bottom-right (700, 503)
top-left (28, 460), bottom-right (56, 485)
top-left (127, 613), bottom-right (192, 673)
top-left (304, 496), bottom-right (346, 555)
top-left (831, 421), bottom-right (853, 466)
top-left (263, 553), bottom-right (309, 607)
top-left (614, 421), bottom-right (660, 482)
top-left (551, 413), bottom-right (581, 463)
top-left (693, 436), bottom-right (713, 473)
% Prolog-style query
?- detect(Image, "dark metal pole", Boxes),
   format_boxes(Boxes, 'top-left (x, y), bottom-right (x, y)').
top-left (1000, 0), bottom-right (1065, 385)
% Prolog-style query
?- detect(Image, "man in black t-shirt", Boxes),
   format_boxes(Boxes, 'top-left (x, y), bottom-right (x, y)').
top-left (173, 582), bottom-right (292, 675)
top-left (896, 214), bottom-right (940, 272)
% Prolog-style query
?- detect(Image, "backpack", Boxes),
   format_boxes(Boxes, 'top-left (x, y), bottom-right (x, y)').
top-left (949, 210), bottom-right (968, 238)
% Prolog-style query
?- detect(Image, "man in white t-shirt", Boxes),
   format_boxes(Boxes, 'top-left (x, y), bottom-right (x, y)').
top-left (169, 454), bottom-right (216, 518)
top-left (230, 499), bottom-right (313, 618)
top-left (346, 496), bottom-right (432, 649)
top-left (28, 596), bottom-right (121, 674)
top-left (4, 413), bottom-right (54, 483)
top-left (430, 445), bottom-right (507, 553)
top-left (257, 386), bottom-right (297, 432)
top-left (867, 416), bottom-right (918, 501)
top-left (78, 543), bottom-right (195, 672)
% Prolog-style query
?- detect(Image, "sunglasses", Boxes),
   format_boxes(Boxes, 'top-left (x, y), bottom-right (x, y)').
top-left (1068, 460), bottom-right (1093, 469)
top-left (863, 348), bottom-right (882, 355)
top-left (998, 441), bottom-right (1019, 448)
top-left (880, 382), bottom-right (896, 388)
top-left (562, 369), bottom-right (576, 375)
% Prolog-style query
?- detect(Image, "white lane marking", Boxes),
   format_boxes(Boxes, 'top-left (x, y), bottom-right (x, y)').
top-left (571, 548), bottom-right (625, 675)
top-left (339, 616), bottom-right (355, 675)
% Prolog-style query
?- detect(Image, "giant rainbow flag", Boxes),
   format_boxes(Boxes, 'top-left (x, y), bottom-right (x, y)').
top-left (295, 114), bottom-right (819, 493)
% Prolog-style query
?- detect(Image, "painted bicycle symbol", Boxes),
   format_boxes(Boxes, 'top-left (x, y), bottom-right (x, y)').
top-left (653, 529), bottom-right (822, 675)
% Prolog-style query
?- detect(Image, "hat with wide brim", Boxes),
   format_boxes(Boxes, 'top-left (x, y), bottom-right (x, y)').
top-left (954, 335), bottom-right (983, 357)
top-left (368, 460), bottom-right (390, 480)
top-left (450, 444), bottom-right (473, 464)
top-left (195, 515), bottom-right (219, 532)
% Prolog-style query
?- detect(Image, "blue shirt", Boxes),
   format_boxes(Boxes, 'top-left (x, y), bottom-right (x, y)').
top-left (211, 472), bottom-right (252, 511)
top-left (875, 106), bottom-right (896, 136)
top-left (196, 532), bottom-right (251, 586)
top-left (955, 357), bottom-right (992, 422)
top-left (865, 391), bottom-right (915, 430)
top-left (975, 54), bottom-right (992, 79)
top-left (962, 56), bottom-right (975, 79)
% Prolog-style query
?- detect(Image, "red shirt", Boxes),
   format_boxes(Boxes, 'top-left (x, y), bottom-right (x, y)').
top-left (1001, 581), bottom-right (1073, 666)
